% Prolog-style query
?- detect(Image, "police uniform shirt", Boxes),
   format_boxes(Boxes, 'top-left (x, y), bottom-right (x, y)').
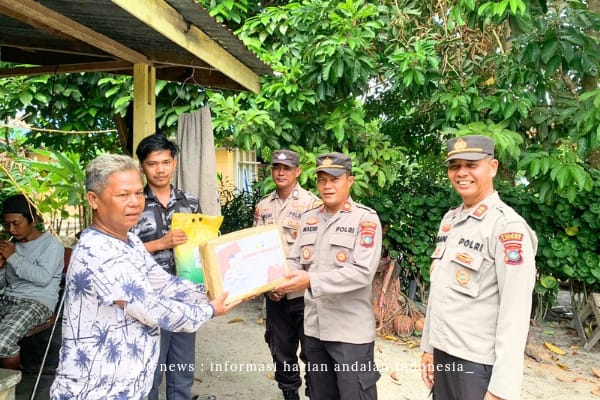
top-left (287, 198), bottom-right (382, 344)
top-left (254, 183), bottom-right (320, 299)
top-left (421, 191), bottom-right (537, 400)
top-left (254, 183), bottom-right (320, 250)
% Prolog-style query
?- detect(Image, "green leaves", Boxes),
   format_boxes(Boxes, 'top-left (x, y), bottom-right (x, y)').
top-left (443, 121), bottom-right (523, 164)
top-left (519, 144), bottom-right (593, 202)
top-left (0, 145), bottom-right (90, 232)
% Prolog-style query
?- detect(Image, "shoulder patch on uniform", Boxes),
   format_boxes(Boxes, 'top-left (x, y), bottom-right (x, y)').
top-left (499, 232), bottom-right (524, 242)
top-left (359, 221), bottom-right (377, 248)
top-left (499, 231), bottom-right (525, 265)
top-left (503, 243), bottom-right (523, 265)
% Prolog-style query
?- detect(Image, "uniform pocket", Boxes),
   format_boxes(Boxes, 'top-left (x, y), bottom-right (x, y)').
top-left (447, 248), bottom-right (484, 297)
top-left (282, 216), bottom-right (301, 242)
top-left (429, 244), bottom-right (446, 282)
top-left (329, 233), bottom-right (354, 267)
top-left (298, 233), bottom-right (317, 268)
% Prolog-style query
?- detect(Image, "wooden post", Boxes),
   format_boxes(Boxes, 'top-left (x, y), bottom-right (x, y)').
top-left (132, 63), bottom-right (156, 158)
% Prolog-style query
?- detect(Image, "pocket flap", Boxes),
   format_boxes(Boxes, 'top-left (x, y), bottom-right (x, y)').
top-left (448, 248), bottom-right (483, 271)
top-left (297, 232), bottom-right (317, 247)
top-left (329, 233), bottom-right (354, 248)
top-left (431, 244), bottom-right (446, 260)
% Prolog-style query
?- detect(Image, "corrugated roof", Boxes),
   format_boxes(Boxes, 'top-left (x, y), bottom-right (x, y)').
top-left (0, 0), bottom-right (272, 92)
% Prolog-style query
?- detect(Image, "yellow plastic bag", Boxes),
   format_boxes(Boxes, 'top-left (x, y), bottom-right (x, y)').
top-left (172, 213), bottom-right (223, 283)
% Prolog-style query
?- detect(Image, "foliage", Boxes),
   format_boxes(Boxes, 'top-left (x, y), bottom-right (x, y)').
top-left (207, 0), bottom-right (404, 199)
top-left (0, 69), bottom-right (126, 163)
top-left (1, 0), bottom-right (600, 316)
top-left (380, 164), bottom-right (600, 320)
top-left (0, 142), bottom-right (88, 236)
top-left (503, 171), bottom-right (600, 312)
top-left (217, 175), bottom-right (262, 234)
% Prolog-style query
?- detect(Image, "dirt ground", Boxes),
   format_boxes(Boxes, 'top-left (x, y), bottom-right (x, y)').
top-left (190, 298), bottom-right (600, 400)
top-left (16, 297), bottom-right (600, 400)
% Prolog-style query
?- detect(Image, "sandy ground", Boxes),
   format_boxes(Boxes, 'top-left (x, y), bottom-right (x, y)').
top-left (192, 298), bottom-right (428, 400)
top-left (190, 298), bottom-right (600, 400)
top-left (15, 297), bottom-right (600, 400)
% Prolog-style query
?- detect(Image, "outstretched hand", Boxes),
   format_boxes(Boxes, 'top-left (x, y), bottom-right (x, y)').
top-left (274, 270), bottom-right (310, 294)
top-left (210, 291), bottom-right (241, 316)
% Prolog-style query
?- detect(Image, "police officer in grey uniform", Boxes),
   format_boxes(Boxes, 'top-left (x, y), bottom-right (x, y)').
top-left (420, 135), bottom-right (537, 400)
top-left (254, 150), bottom-right (320, 400)
top-left (276, 152), bottom-right (382, 400)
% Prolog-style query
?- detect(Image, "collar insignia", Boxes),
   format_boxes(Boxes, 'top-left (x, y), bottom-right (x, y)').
top-left (472, 204), bottom-right (488, 218)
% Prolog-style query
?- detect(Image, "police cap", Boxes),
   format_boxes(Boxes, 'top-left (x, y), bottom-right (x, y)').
top-left (445, 135), bottom-right (495, 162)
top-left (272, 150), bottom-right (299, 167)
top-left (316, 152), bottom-right (352, 177)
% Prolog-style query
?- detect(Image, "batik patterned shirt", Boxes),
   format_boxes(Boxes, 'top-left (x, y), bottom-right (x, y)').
top-left (50, 227), bottom-right (214, 399)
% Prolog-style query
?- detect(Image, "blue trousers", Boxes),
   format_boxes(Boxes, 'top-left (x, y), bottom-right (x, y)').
top-left (148, 329), bottom-right (196, 400)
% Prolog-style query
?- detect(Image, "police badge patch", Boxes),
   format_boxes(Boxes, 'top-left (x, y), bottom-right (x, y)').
top-left (359, 221), bottom-right (377, 248)
top-left (499, 231), bottom-right (525, 265)
top-left (302, 247), bottom-right (312, 260)
top-left (503, 243), bottom-right (523, 265)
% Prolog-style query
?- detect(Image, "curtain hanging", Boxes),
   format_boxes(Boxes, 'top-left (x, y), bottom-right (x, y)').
top-left (174, 106), bottom-right (221, 216)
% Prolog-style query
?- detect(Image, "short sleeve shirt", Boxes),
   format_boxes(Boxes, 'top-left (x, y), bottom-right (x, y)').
top-left (132, 185), bottom-right (199, 274)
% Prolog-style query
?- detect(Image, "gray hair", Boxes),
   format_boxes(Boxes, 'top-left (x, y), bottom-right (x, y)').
top-left (86, 154), bottom-right (141, 193)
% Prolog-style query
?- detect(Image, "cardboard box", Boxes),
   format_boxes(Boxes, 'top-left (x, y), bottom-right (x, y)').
top-left (200, 225), bottom-right (290, 304)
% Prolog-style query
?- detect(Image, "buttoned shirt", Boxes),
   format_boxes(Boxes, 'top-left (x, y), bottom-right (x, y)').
top-left (50, 228), bottom-right (214, 399)
top-left (421, 191), bottom-right (537, 400)
top-left (132, 185), bottom-right (199, 275)
top-left (287, 198), bottom-right (382, 343)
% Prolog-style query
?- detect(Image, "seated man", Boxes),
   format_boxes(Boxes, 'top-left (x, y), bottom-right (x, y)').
top-left (0, 194), bottom-right (64, 369)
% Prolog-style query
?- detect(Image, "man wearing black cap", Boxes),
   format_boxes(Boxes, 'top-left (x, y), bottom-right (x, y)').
top-left (254, 149), bottom-right (320, 400)
top-left (0, 194), bottom-right (64, 369)
top-left (420, 135), bottom-right (537, 400)
top-left (275, 152), bottom-right (382, 400)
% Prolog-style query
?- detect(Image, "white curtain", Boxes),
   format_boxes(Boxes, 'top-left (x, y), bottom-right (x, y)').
top-left (174, 107), bottom-right (221, 216)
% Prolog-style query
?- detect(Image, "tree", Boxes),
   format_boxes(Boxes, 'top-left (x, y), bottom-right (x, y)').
top-left (1, 0), bottom-right (599, 313)
top-left (203, 0), bottom-right (600, 314)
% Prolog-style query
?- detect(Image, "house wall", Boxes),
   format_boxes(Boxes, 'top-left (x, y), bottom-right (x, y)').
top-left (215, 148), bottom-right (261, 193)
